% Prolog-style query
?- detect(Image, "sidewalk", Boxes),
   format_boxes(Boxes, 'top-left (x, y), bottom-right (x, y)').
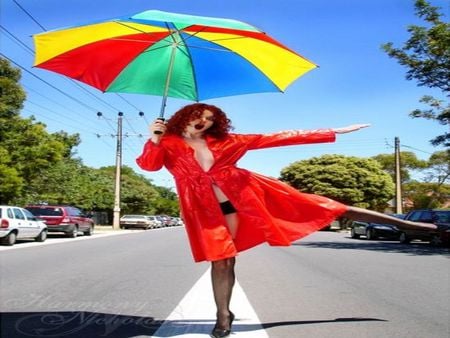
top-left (94, 225), bottom-right (123, 233)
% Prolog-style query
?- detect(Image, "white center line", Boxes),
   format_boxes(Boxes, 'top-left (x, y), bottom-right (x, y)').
top-left (151, 267), bottom-right (269, 337)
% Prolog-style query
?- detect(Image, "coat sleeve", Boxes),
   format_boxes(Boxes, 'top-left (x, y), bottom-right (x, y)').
top-left (236, 129), bottom-right (336, 150)
top-left (136, 140), bottom-right (165, 171)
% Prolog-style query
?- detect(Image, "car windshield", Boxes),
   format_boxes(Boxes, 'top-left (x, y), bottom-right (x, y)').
top-left (434, 211), bottom-right (450, 223)
top-left (27, 207), bottom-right (63, 216)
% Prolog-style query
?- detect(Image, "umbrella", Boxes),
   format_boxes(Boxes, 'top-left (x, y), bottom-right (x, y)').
top-left (33, 10), bottom-right (317, 118)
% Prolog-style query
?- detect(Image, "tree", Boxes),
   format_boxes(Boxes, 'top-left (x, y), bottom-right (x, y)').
top-left (425, 150), bottom-right (450, 185)
top-left (382, 0), bottom-right (449, 147)
top-left (0, 57), bottom-right (26, 201)
top-left (98, 166), bottom-right (179, 216)
top-left (280, 154), bottom-right (394, 210)
top-left (372, 151), bottom-right (428, 182)
top-left (0, 58), bottom-right (25, 116)
top-left (373, 150), bottom-right (449, 209)
top-left (152, 185), bottom-right (180, 215)
top-left (403, 180), bottom-right (450, 209)
top-left (0, 57), bottom-right (80, 203)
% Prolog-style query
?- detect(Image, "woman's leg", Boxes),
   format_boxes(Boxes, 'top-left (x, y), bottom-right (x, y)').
top-left (342, 206), bottom-right (437, 230)
top-left (211, 257), bottom-right (236, 329)
top-left (224, 212), bottom-right (239, 238)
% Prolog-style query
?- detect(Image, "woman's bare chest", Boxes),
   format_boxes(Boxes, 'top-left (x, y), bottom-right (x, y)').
top-left (184, 138), bottom-right (215, 171)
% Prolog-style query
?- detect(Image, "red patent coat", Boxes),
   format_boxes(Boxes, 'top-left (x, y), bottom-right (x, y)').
top-left (136, 129), bottom-right (348, 262)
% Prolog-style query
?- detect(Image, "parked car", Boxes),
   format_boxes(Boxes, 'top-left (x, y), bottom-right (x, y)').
top-left (156, 215), bottom-right (175, 227)
top-left (350, 220), bottom-right (401, 240)
top-left (171, 217), bottom-right (184, 226)
top-left (0, 206), bottom-right (48, 246)
top-left (146, 216), bottom-right (163, 228)
top-left (25, 205), bottom-right (94, 238)
top-left (399, 209), bottom-right (450, 246)
top-left (120, 215), bottom-right (158, 229)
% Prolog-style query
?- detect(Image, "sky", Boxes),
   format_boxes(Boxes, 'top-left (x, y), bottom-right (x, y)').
top-left (0, 0), bottom-right (448, 189)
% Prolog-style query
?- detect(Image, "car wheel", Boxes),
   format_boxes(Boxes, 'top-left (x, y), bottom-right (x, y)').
top-left (67, 227), bottom-right (78, 238)
top-left (35, 230), bottom-right (47, 242)
top-left (399, 232), bottom-right (410, 244)
top-left (429, 234), bottom-right (442, 247)
top-left (83, 225), bottom-right (93, 236)
top-left (2, 232), bottom-right (17, 246)
top-left (366, 229), bottom-right (376, 240)
top-left (350, 228), bottom-right (360, 239)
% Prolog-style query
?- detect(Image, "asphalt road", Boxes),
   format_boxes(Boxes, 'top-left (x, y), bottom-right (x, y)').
top-left (0, 228), bottom-right (448, 338)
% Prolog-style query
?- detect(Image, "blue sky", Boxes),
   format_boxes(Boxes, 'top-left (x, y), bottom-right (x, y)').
top-left (1, 0), bottom-right (447, 188)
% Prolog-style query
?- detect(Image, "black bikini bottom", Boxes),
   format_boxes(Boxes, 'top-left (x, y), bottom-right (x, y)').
top-left (219, 201), bottom-right (236, 215)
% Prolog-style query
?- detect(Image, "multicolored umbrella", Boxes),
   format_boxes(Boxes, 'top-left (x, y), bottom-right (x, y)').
top-left (33, 10), bottom-right (317, 117)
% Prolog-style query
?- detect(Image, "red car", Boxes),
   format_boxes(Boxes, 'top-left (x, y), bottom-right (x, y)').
top-left (26, 205), bottom-right (94, 238)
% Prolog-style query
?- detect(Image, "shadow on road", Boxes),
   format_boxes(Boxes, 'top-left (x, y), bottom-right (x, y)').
top-left (260, 317), bottom-right (387, 329)
top-left (0, 311), bottom-right (161, 338)
top-left (0, 311), bottom-right (387, 337)
top-left (294, 238), bottom-right (450, 256)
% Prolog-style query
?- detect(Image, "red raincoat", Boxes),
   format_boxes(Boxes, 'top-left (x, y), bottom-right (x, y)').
top-left (136, 129), bottom-right (348, 262)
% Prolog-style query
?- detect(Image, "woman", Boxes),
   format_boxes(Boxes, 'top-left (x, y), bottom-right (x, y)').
top-left (136, 103), bottom-right (435, 338)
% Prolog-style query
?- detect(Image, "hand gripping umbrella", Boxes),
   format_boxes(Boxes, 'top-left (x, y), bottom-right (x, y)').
top-left (33, 10), bottom-right (317, 120)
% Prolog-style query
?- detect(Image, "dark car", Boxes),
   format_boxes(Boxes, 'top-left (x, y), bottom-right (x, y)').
top-left (25, 205), bottom-right (94, 238)
top-left (399, 209), bottom-right (450, 246)
top-left (350, 219), bottom-right (402, 240)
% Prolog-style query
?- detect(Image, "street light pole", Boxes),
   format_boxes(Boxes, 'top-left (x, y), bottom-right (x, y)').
top-left (112, 112), bottom-right (123, 230)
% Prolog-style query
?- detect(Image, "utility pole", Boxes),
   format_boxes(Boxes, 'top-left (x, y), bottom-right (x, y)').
top-left (112, 112), bottom-right (123, 230)
top-left (394, 137), bottom-right (403, 214)
top-left (97, 111), bottom-right (146, 229)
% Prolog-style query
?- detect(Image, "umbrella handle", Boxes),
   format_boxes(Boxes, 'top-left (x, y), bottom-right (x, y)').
top-left (153, 117), bottom-right (166, 135)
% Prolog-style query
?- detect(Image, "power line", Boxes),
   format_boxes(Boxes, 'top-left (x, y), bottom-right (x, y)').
top-left (401, 144), bottom-right (434, 155)
top-left (0, 24), bottom-right (34, 55)
top-left (12, 0), bottom-right (46, 31)
top-left (2, 3), bottom-right (140, 117)
top-left (1, 53), bottom-right (101, 113)
top-left (25, 100), bottom-right (105, 134)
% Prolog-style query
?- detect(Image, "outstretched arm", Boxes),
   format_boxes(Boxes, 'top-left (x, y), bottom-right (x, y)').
top-left (333, 124), bottom-right (371, 134)
top-left (242, 124), bottom-right (370, 150)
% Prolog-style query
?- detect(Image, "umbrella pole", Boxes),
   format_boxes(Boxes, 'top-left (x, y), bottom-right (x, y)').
top-left (158, 43), bottom-right (177, 119)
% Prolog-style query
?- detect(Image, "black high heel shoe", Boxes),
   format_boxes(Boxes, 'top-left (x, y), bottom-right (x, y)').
top-left (211, 311), bottom-right (235, 338)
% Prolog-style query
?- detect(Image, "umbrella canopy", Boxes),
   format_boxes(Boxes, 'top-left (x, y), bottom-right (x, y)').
top-left (33, 10), bottom-right (317, 115)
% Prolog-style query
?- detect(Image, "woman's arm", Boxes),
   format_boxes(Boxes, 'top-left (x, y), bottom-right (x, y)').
top-left (333, 124), bottom-right (370, 134)
top-left (136, 120), bottom-right (167, 171)
top-left (240, 124), bottom-right (370, 150)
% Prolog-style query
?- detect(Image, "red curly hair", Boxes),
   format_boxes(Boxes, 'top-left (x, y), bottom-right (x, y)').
top-left (166, 103), bottom-right (233, 139)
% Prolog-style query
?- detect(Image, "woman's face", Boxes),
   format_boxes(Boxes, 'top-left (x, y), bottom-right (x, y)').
top-left (184, 109), bottom-right (215, 135)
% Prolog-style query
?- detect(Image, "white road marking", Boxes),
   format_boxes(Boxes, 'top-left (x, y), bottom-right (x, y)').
top-left (0, 229), bottom-right (142, 251)
top-left (152, 268), bottom-right (269, 337)
top-left (0, 226), bottom-right (181, 251)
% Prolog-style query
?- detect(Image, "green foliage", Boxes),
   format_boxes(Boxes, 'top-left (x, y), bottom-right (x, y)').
top-left (425, 150), bottom-right (450, 184)
top-left (0, 58), bottom-right (26, 116)
top-left (403, 180), bottom-right (450, 209)
top-left (98, 166), bottom-right (179, 216)
top-left (382, 0), bottom-right (450, 147)
top-left (280, 154), bottom-right (394, 210)
top-left (0, 57), bottom-right (179, 217)
top-left (1, 57), bottom-right (78, 203)
top-left (372, 151), bottom-right (428, 182)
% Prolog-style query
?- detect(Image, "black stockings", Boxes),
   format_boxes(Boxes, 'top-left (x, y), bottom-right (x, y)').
top-left (211, 257), bottom-right (236, 329)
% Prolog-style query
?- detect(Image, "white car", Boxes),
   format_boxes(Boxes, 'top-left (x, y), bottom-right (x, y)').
top-left (120, 215), bottom-right (157, 230)
top-left (0, 206), bottom-right (48, 246)
top-left (146, 216), bottom-right (163, 228)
